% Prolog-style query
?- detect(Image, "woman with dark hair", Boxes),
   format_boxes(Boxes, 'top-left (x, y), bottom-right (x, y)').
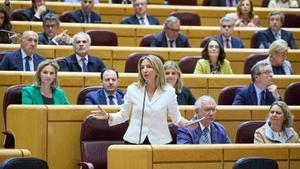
top-left (194, 38), bottom-right (233, 74)
top-left (231, 0), bottom-right (260, 27)
top-left (22, 60), bottom-right (70, 105)
top-left (254, 101), bottom-right (299, 143)
top-left (0, 7), bottom-right (16, 43)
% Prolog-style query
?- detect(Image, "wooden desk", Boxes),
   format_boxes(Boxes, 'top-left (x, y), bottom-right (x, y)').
top-left (6, 105), bottom-right (300, 169)
top-left (0, 149), bottom-right (31, 163)
top-left (108, 144), bottom-right (300, 169)
top-left (10, 1), bottom-right (300, 26)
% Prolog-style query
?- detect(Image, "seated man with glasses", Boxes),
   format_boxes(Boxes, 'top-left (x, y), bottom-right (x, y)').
top-left (38, 13), bottom-right (71, 45)
top-left (212, 15), bottom-right (244, 49)
top-left (233, 62), bottom-right (281, 105)
top-left (151, 16), bottom-right (191, 48)
top-left (120, 0), bottom-right (159, 25)
top-left (177, 95), bottom-right (231, 144)
top-left (257, 39), bottom-right (292, 75)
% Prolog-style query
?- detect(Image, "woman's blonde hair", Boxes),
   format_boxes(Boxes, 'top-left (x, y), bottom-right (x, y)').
top-left (34, 60), bottom-right (60, 89)
top-left (268, 101), bottom-right (294, 128)
top-left (163, 60), bottom-right (183, 93)
top-left (137, 55), bottom-right (166, 90)
top-left (269, 39), bottom-right (288, 55)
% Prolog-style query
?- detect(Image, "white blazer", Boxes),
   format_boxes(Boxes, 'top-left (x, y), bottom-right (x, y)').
top-left (109, 83), bottom-right (184, 144)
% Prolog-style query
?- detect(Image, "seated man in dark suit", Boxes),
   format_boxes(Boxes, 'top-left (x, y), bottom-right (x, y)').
top-left (84, 68), bottom-right (125, 105)
top-left (151, 16), bottom-right (190, 48)
top-left (213, 15), bottom-right (244, 48)
top-left (21, 0), bottom-right (55, 21)
top-left (38, 13), bottom-right (71, 45)
top-left (69, 0), bottom-right (101, 23)
top-left (58, 32), bottom-right (106, 72)
top-left (120, 0), bottom-right (159, 25)
top-left (233, 62), bottom-right (281, 105)
top-left (257, 10), bottom-right (297, 49)
top-left (177, 95), bottom-right (231, 144)
top-left (211, 0), bottom-right (239, 6)
top-left (0, 30), bottom-right (46, 71)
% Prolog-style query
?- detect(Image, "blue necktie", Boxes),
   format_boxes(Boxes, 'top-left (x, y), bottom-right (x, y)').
top-left (260, 90), bottom-right (266, 105)
top-left (201, 127), bottom-right (210, 144)
top-left (81, 58), bottom-right (88, 72)
top-left (108, 95), bottom-right (114, 105)
top-left (25, 56), bottom-right (31, 71)
top-left (169, 40), bottom-right (174, 48)
top-left (139, 17), bottom-right (145, 25)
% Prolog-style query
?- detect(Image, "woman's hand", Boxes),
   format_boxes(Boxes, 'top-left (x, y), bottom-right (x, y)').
top-left (90, 105), bottom-right (110, 120)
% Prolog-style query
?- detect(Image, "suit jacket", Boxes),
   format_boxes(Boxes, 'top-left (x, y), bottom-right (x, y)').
top-left (58, 54), bottom-right (106, 72)
top-left (177, 121), bottom-right (231, 144)
top-left (233, 83), bottom-right (276, 105)
top-left (69, 10), bottom-right (101, 23)
top-left (150, 32), bottom-right (191, 48)
top-left (84, 88), bottom-right (125, 105)
top-left (120, 15), bottom-right (160, 25)
top-left (193, 59), bottom-right (233, 74)
top-left (21, 7), bottom-right (54, 21)
top-left (109, 83), bottom-right (185, 144)
top-left (0, 49), bottom-right (46, 71)
top-left (211, 0), bottom-right (239, 6)
top-left (213, 35), bottom-right (245, 48)
top-left (177, 86), bottom-right (196, 105)
top-left (22, 85), bottom-right (70, 105)
top-left (257, 28), bottom-right (297, 49)
top-left (38, 32), bottom-right (69, 45)
top-left (254, 123), bottom-right (300, 143)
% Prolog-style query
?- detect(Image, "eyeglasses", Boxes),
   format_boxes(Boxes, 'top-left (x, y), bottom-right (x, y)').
top-left (203, 108), bottom-right (216, 112)
top-left (221, 25), bottom-right (232, 28)
top-left (133, 2), bottom-right (146, 7)
top-left (167, 27), bottom-right (180, 33)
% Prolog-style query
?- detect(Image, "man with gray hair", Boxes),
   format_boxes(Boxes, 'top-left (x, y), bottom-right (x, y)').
top-left (257, 10), bottom-right (297, 49)
top-left (177, 95), bottom-right (231, 144)
top-left (0, 30), bottom-right (46, 71)
top-left (212, 15), bottom-right (244, 48)
top-left (258, 39), bottom-right (292, 75)
top-left (38, 13), bottom-right (71, 45)
top-left (233, 62), bottom-right (281, 105)
top-left (58, 32), bottom-right (106, 72)
top-left (151, 16), bottom-right (190, 48)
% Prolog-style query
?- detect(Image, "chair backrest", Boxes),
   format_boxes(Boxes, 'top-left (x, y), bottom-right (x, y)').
top-left (200, 36), bottom-right (211, 48)
top-left (59, 11), bottom-right (71, 22)
top-left (282, 14), bottom-right (300, 28)
top-left (10, 9), bottom-right (25, 21)
top-left (168, 0), bottom-right (197, 5)
top-left (169, 11), bottom-right (201, 26)
top-left (124, 52), bottom-right (164, 73)
top-left (3, 85), bottom-right (27, 130)
top-left (139, 34), bottom-right (155, 47)
top-left (218, 86), bottom-right (244, 105)
top-left (80, 116), bottom-right (129, 169)
top-left (233, 157), bottom-right (279, 169)
top-left (178, 56), bottom-right (202, 73)
top-left (0, 157), bottom-right (48, 169)
top-left (261, 0), bottom-right (270, 7)
top-left (77, 86), bottom-right (103, 105)
top-left (86, 30), bottom-right (118, 46)
top-left (235, 121), bottom-right (265, 143)
top-left (284, 82), bottom-right (300, 105)
top-left (243, 54), bottom-right (268, 74)
top-left (250, 31), bottom-right (261, 48)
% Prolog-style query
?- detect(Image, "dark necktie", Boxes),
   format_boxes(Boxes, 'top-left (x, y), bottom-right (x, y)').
top-left (81, 58), bottom-right (88, 72)
top-left (169, 40), bottom-right (174, 48)
top-left (85, 15), bottom-right (90, 23)
top-left (25, 56), bottom-right (31, 71)
top-left (139, 17), bottom-right (145, 25)
top-left (201, 127), bottom-right (210, 144)
top-left (226, 38), bottom-right (230, 48)
top-left (108, 95), bottom-right (114, 105)
top-left (260, 90), bottom-right (266, 105)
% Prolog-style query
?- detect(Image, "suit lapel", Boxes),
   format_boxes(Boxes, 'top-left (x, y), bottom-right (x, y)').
top-left (148, 89), bottom-right (163, 105)
top-left (99, 89), bottom-right (108, 105)
top-left (267, 29), bottom-right (276, 42)
top-left (16, 50), bottom-right (23, 71)
top-left (70, 54), bottom-right (82, 71)
top-left (249, 83), bottom-right (258, 105)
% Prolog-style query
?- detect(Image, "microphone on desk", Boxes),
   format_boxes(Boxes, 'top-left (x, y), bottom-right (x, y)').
top-left (0, 29), bottom-right (16, 35)
top-left (138, 80), bottom-right (147, 144)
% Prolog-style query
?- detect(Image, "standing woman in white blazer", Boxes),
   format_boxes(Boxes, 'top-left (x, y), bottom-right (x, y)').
top-left (91, 55), bottom-right (191, 144)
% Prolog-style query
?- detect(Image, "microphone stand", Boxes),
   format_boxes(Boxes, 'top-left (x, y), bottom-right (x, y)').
top-left (138, 81), bottom-right (147, 144)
